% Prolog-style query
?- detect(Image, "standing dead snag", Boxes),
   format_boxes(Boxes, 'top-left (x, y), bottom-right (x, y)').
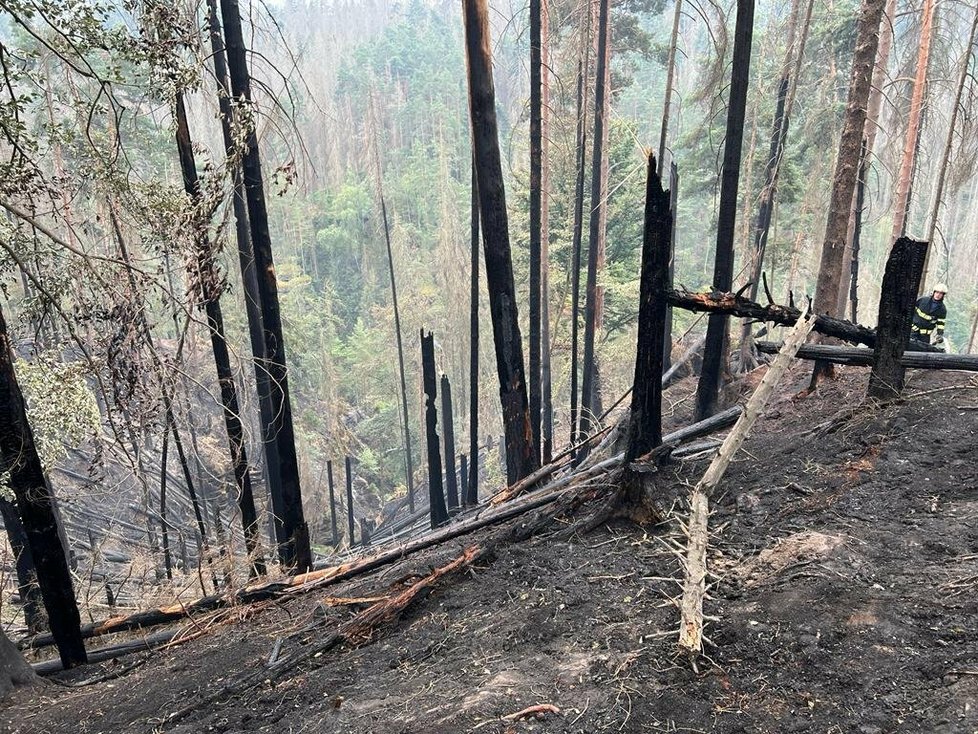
top-left (679, 308), bottom-right (817, 657)
top-left (421, 331), bottom-right (450, 528)
top-left (0, 304), bottom-right (86, 669)
top-left (461, 0), bottom-right (538, 485)
top-left (625, 153), bottom-right (673, 463)
top-left (868, 238), bottom-right (928, 401)
top-left (327, 460), bottom-right (338, 547)
top-left (220, 0), bottom-right (311, 571)
top-left (695, 0), bottom-right (755, 420)
top-left (345, 457), bottom-right (355, 545)
top-left (441, 375), bottom-right (459, 510)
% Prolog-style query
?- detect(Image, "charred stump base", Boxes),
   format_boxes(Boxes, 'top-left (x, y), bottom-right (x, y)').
top-left (510, 444), bottom-right (675, 541)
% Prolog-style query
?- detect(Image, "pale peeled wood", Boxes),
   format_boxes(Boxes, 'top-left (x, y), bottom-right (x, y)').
top-left (678, 310), bottom-right (817, 654)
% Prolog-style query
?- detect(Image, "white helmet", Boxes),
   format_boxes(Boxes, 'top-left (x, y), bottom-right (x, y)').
top-left (934, 283), bottom-right (948, 294)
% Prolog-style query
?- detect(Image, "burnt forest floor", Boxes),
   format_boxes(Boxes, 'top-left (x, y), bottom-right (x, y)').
top-left (3, 365), bottom-right (978, 734)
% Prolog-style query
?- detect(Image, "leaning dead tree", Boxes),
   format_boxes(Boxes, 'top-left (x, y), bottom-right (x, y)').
top-left (680, 308), bottom-right (817, 656)
top-left (462, 0), bottom-right (538, 483)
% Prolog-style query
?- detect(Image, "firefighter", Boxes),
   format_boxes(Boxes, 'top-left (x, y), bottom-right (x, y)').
top-left (911, 283), bottom-right (947, 346)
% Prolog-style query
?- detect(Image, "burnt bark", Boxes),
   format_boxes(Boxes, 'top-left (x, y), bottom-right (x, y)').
top-left (867, 238), bottom-right (928, 400)
top-left (421, 331), bottom-right (449, 527)
top-left (440, 375), bottom-right (459, 510)
top-left (529, 0), bottom-right (543, 461)
top-left (663, 163), bottom-right (678, 371)
top-left (205, 0), bottom-right (283, 561)
top-left (327, 460), bottom-right (338, 547)
top-left (624, 154), bottom-right (673, 463)
top-left (569, 53), bottom-right (588, 456)
top-left (462, 0), bottom-right (538, 484)
top-left (0, 498), bottom-right (42, 633)
top-left (0, 304), bottom-right (86, 668)
top-left (580, 0), bottom-right (611, 439)
top-left (345, 456), bottom-right (355, 544)
top-left (220, 0), bottom-right (311, 571)
top-left (849, 141), bottom-right (867, 322)
top-left (468, 161), bottom-right (480, 507)
top-left (695, 0), bottom-right (754, 419)
top-left (174, 91), bottom-right (265, 577)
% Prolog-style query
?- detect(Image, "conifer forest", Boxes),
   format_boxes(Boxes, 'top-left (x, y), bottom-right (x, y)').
top-left (0, 0), bottom-right (977, 730)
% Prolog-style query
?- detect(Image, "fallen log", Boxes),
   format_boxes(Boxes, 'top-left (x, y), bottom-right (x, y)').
top-left (668, 288), bottom-right (941, 352)
top-left (23, 409), bottom-right (743, 653)
top-left (679, 310), bottom-right (817, 657)
top-left (755, 342), bottom-right (978, 370)
top-left (163, 545), bottom-right (487, 726)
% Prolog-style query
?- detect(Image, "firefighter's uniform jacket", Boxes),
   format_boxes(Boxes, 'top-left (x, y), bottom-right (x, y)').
top-left (911, 295), bottom-right (947, 342)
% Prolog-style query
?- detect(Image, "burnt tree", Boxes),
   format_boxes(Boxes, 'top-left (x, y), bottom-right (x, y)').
top-left (421, 331), bottom-right (449, 527)
top-left (625, 154), bottom-right (673, 463)
top-left (695, 0), bottom-right (754, 419)
top-left (468, 161), bottom-right (480, 507)
top-left (0, 304), bottom-right (86, 668)
top-left (220, 0), bottom-right (311, 571)
top-left (867, 238), bottom-right (928, 400)
top-left (327, 460), bottom-right (338, 546)
top-left (462, 0), bottom-right (538, 484)
top-left (569, 52), bottom-right (589, 455)
top-left (664, 162), bottom-right (678, 372)
top-left (174, 91), bottom-right (265, 577)
top-left (345, 457), bottom-right (355, 544)
top-left (440, 375), bottom-right (459, 510)
top-left (529, 0), bottom-right (544, 461)
top-left (580, 0), bottom-right (611, 441)
top-left (206, 0), bottom-right (284, 560)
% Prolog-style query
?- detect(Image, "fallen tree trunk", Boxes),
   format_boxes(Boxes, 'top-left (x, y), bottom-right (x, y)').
top-left (679, 310), bottom-right (817, 657)
top-left (668, 288), bottom-right (941, 352)
top-left (755, 342), bottom-right (975, 369)
top-left (162, 545), bottom-right (487, 727)
top-left (22, 409), bottom-right (742, 653)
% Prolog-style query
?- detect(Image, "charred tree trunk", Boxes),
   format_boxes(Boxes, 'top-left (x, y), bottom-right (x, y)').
top-left (580, 0), bottom-right (611, 441)
top-left (657, 0), bottom-right (683, 174)
top-left (421, 331), bottom-right (449, 527)
top-left (468, 162), bottom-right (480, 507)
top-left (462, 0), bottom-right (538, 484)
top-left (0, 498), bottom-right (42, 634)
top-left (663, 163), bottom-right (678, 371)
top-left (569, 50), bottom-right (589, 456)
top-left (809, 0), bottom-right (887, 389)
top-left (694, 0), bottom-right (754, 419)
top-left (624, 154), bottom-right (673, 462)
top-left (327, 460), bottom-right (338, 547)
top-left (849, 141), bottom-right (867, 322)
top-left (369, 114), bottom-right (416, 515)
top-left (440, 375), bottom-right (459, 510)
top-left (345, 457), bottom-right (355, 545)
top-left (206, 0), bottom-right (282, 555)
top-left (220, 0), bottom-right (311, 572)
top-left (0, 304), bottom-right (86, 668)
top-left (460, 454), bottom-right (469, 497)
top-left (540, 0), bottom-right (553, 464)
top-left (867, 238), bottom-right (928, 400)
top-left (174, 92), bottom-right (265, 577)
top-left (529, 0), bottom-right (544, 462)
top-left (738, 75), bottom-right (789, 368)
top-left (159, 430), bottom-right (173, 580)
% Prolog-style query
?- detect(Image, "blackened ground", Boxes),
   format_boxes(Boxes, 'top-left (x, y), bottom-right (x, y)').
top-left (2, 366), bottom-right (977, 734)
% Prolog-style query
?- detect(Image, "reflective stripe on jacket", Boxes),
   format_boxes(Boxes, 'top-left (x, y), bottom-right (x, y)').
top-left (911, 295), bottom-right (947, 337)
